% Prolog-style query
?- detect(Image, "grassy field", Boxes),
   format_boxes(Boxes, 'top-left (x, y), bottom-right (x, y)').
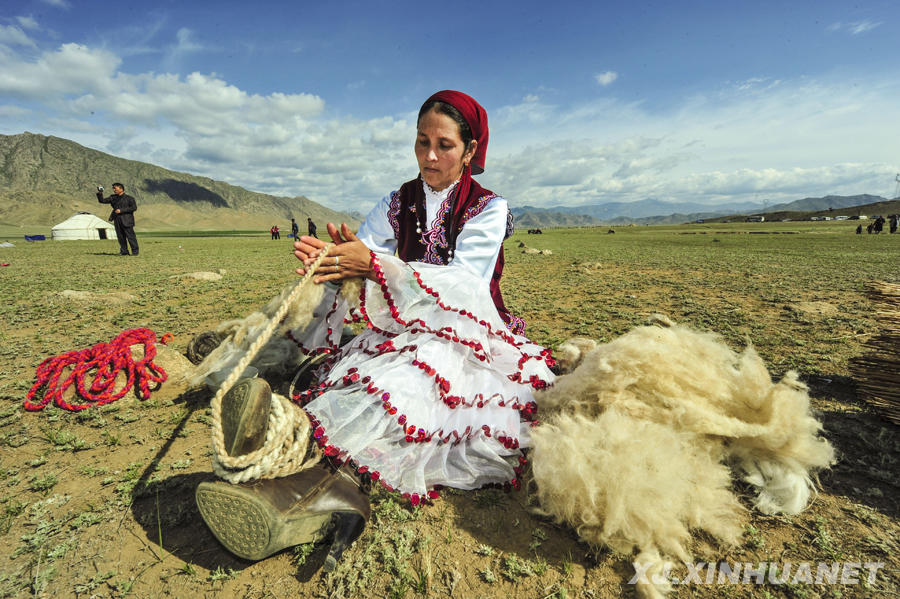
top-left (0, 223), bottom-right (898, 598)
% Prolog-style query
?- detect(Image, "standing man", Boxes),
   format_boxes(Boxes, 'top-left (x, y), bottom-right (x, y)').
top-left (97, 183), bottom-right (139, 256)
top-left (291, 218), bottom-right (300, 239)
top-left (307, 217), bottom-right (318, 239)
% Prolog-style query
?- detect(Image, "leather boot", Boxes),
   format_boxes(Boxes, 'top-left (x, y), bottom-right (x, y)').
top-left (220, 378), bottom-right (271, 457)
top-left (197, 377), bottom-right (371, 568)
top-left (196, 464), bottom-right (370, 565)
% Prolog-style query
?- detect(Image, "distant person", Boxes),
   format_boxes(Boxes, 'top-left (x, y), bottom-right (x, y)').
top-left (867, 224), bottom-right (874, 234)
top-left (271, 225), bottom-right (280, 240)
top-left (890, 215), bottom-right (898, 234)
top-left (96, 183), bottom-right (138, 256)
top-left (291, 218), bottom-right (300, 238)
top-left (874, 216), bottom-right (885, 234)
top-left (307, 218), bottom-right (318, 239)
top-left (856, 224), bottom-right (863, 234)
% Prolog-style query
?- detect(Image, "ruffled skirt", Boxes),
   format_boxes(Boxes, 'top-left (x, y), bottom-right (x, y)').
top-left (290, 253), bottom-right (555, 504)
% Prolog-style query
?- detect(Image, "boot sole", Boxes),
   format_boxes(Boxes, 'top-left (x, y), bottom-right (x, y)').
top-left (196, 481), bottom-right (332, 561)
top-left (221, 379), bottom-right (271, 457)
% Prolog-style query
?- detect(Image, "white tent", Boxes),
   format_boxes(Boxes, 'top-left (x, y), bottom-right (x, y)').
top-left (51, 212), bottom-right (117, 241)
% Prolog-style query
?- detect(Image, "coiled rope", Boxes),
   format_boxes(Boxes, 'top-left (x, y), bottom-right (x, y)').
top-left (210, 244), bottom-right (334, 483)
top-left (24, 328), bottom-right (170, 412)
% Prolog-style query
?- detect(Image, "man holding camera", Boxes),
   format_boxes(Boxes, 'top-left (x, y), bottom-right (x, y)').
top-left (97, 183), bottom-right (139, 256)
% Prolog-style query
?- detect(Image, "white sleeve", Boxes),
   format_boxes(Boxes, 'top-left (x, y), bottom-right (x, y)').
top-left (356, 193), bottom-right (398, 255)
top-left (453, 197), bottom-right (509, 282)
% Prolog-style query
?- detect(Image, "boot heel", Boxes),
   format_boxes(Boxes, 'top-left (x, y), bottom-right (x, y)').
top-left (323, 512), bottom-right (366, 572)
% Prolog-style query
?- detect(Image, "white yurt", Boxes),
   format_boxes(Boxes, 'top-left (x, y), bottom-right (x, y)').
top-left (51, 212), bottom-right (117, 241)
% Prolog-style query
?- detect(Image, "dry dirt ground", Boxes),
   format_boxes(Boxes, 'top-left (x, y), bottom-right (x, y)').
top-left (0, 225), bottom-right (898, 599)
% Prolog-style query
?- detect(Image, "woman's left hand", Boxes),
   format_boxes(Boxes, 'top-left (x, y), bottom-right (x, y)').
top-left (294, 223), bottom-right (375, 283)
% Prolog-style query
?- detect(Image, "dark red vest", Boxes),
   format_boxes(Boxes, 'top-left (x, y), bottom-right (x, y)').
top-left (388, 176), bottom-right (525, 335)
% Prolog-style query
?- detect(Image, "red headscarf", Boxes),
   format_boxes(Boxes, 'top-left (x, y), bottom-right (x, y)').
top-left (425, 90), bottom-right (489, 175)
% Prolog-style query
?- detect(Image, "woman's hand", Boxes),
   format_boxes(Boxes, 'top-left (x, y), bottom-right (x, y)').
top-left (294, 223), bottom-right (376, 284)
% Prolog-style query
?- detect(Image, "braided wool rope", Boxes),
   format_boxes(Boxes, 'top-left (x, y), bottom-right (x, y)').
top-left (212, 391), bottom-right (320, 483)
top-left (209, 245), bottom-right (333, 481)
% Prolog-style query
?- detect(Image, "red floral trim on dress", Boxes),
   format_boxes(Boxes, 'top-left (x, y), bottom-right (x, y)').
top-left (284, 288), bottom-right (346, 369)
top-left (300, 373), bottom-right (529, 505)
top-left (367, 252), bottom-right (552, 389)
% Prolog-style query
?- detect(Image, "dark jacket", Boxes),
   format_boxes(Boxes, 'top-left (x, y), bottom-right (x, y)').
top-left (97, 192), bottom-right (137, 228)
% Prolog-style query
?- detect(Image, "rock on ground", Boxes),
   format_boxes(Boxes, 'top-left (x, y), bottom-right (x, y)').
top-left (170, 272), bottom-right (223, 281)
top-left (55, 290), bottom-right (138, 303)
top-left (787, 302), bottom-right (839, 317)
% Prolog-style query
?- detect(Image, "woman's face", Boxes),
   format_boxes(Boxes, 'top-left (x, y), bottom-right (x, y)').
top-left (415, 108), bottom-right (477, 192)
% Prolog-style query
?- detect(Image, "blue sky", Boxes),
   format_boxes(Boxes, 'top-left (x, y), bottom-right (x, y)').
top-left (1, 0), bottom-right (897, 212)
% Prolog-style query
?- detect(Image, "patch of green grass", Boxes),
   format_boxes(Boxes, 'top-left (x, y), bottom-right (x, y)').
top-left (1, 500), bottom-right (27, 535)
top-left (744, 524), bottom-right (766, 550)
top-left (102, 429), bottom-right (123, 446)
top-left (72, 570), bottom-right (116, 595)
top-left (293, 543), bottom-right (315, 566)
top-left (41, 427), bottom-right (93, 451)
top-left (70, 511), bottom-right (103, 530)
top-left (28, 473), bottom-right (59, 495)
top-left (26, 455), bottom-right (47, 468)
top-left (77, 465), bottom-right (109, 478)
top-left (208, 566), bottom-right (241, 584)
top-left (813, 516), bottom-right (844, 561)
top-left (373, 494), bottom-right (419, 524)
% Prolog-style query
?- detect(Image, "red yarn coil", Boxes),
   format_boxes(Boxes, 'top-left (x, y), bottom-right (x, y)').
top-left (24, 328), bottom-right (170, 412)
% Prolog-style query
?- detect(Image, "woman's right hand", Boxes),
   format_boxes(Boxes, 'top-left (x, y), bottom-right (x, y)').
top-left (294, 223), bottom-right (376, 283)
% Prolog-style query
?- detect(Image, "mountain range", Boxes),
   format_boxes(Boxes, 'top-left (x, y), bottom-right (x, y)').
top-left (510, 194), bottom-right (890, 227)
top-left (1, 131), bottom-right (891, 231)
top-left (0, 132), bottom-right (357, 230)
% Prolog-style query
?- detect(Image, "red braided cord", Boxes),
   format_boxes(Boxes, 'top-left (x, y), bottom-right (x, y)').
top-left (24, 328), bottom-right (170, 412)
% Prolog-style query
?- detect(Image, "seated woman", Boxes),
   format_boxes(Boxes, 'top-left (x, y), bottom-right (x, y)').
top-left (196, 91), bottom-right (555, 570)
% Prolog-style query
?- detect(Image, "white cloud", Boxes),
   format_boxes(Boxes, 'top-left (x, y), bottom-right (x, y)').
top-left (481, 75), bottom-right (899, 209)
top-left (3, 31), bottom-right (897, 213)
top-left (849, 20), bottom-right (881, 34)
top-left (40, 0), bottom-right (70, 8)
top-left (0, 43), bottom-right (120, 98)
top-left (0, 104), bottom-right (33, 118)
top-left (594, 71), bottom-right (618, 86)
top-left (15, 16), bottom-right (41, 31)
top-left (0, 25), bottom-right (37, 48)
top-left (163, 28), bottom-right (204, 66)
top-left (827, 20), bottom-right (882, 35)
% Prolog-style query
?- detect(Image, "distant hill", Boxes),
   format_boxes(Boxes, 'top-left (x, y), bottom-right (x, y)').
top-left (701, 199), bottom-right (900, 224)
top-left (513, 211), bottom-right (604, 229)
top-left (764, 194), bottom-right (888, 214)
top-left (0, 132), bottom-right (358, 230)
top-left (512, 194), bottom-right (890, 226)
top-left (513, 198), bottom-right (763, 220)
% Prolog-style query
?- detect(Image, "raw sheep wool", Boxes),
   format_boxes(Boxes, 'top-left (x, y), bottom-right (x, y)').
top-left (530, 316), bottom-right (835, 598)
top-left (188, 277), bottom-right (364, 388)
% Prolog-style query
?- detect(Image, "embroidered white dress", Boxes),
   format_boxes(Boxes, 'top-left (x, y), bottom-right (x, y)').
top-left (289, 180), bottom-right (555, 504)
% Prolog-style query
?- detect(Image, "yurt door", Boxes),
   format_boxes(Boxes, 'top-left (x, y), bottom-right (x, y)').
top-left (98, 229), bottom-right (108, 240)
